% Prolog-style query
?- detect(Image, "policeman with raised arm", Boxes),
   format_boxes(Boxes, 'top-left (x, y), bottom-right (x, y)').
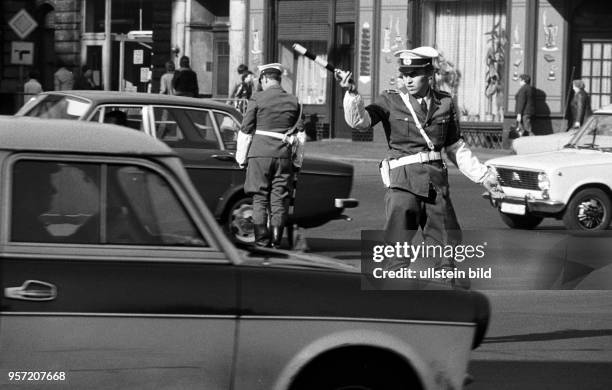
top-left (336, 47), bottom-right (503, 276)
top-left (236, 63), bottom-right (305, 248)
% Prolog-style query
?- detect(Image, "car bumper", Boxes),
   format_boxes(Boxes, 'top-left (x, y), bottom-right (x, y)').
top-left (482, 192), bottom-right (565, 214)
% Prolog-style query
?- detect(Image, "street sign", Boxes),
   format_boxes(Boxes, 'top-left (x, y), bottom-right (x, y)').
top-left (8, 9), bottom-right (38, 40)
top-left (11, 41), bottom-right (34, 65)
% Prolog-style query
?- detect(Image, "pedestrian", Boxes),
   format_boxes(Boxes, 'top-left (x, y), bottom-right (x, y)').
top-left (336, 47), bottom-right (503, 277)
top-left (23, 69), bottom-right (43, 103)
top-left (515, 74), bottom-right (536, 136)
top-left (74, 65), bottom-right (97, 90)
top-left (159, 60), bottom-right (175, 95)
top-left (172, 56), bottom-right (199, 97)
top-left (54, 59), bottom-right (74, 91)
top-left (567, 79), bottom-right (592, 130)
top-left (230, 64), bottom-right (250, 98)
top-left (235, 63), bottom-right (305, 248)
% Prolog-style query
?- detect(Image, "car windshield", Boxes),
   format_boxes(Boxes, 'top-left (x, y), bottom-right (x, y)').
top-left (567, 114), bottom-right (612, 152)
top-left (20, 94), bottom-right (91, 120)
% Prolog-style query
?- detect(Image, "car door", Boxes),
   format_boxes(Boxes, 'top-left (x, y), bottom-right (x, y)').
top-left (0, 155), bottom-right (237, 389)
top-left (151, 105), bottom-right (242, 217)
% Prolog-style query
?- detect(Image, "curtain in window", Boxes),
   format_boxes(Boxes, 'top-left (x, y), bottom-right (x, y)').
top-left (434, 1), bottom-right (506, 121)
top-left (295, 51), bottom-right (328, 104)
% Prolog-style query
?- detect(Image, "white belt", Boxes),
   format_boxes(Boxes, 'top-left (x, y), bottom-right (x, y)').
top-left (388, 151), bottom-right (443, 169)
top-left (255, 130), bottom-right (295, 144)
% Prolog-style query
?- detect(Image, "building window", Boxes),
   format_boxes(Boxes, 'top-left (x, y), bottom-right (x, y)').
top-left (581, 40), bottom-right (612, 110)
top-left (428, 0), bottom-right (506, 122)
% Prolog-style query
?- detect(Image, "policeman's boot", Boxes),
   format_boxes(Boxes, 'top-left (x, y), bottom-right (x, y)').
top-left (254, 224), bottom-right (271, 247)
top-left (271, 225), bottom-right (284, 249)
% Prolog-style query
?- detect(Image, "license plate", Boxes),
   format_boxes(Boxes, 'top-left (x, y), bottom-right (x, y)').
top-left (500, 202), bottom-right (526, 215)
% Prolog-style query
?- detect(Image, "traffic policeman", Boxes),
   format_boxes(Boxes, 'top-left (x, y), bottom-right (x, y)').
top-left (337, 47), bottom-right (503, 271)
top-left (236, 63), bottom-right (304, 248)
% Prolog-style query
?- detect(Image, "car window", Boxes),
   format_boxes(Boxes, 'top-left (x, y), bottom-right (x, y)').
top-left (153, 107), bottom-right (221, 149)
top-left (94, 105), bottom-right (145, 131)
top-left (213, 111), bottom-right (240, 150)
top-left (22, 95), bottom-right (91, 119)
top-left (10, 159), bottom-right (206, 247)
top-left (574, 115), bottom-right (612, 150)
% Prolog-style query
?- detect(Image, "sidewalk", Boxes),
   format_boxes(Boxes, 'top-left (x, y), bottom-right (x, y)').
top-left (305, 133), bottom-right (512, 163)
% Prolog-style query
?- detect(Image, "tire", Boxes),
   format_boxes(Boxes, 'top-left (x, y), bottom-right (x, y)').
top-left (224, 197), bottom-right (255, 245)
top-left (563, 188), bottom-right (612, 231)
top-left (499, 211), bottom-right (543, 229)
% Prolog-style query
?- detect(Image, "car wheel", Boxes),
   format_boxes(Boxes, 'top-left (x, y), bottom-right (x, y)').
top-left (225, 197), bottom-right (255, 245)
top-left (563, 188), bottom-right (612, 231)
top-left (499, 211), bottom-right (543, 229)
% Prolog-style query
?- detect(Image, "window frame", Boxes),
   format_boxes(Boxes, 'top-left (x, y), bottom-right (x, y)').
top-left (2, 153), bottom-right (230, 264)
top-left (87, 104), bottom-right (151, 135)
top-left (149, 105), bottom-right (225, 150)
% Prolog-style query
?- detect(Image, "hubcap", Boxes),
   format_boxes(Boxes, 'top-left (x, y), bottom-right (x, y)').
top-left (577, 197), bottom-right (605, 229)
top-left (230, 203), bottom-right (255, 243)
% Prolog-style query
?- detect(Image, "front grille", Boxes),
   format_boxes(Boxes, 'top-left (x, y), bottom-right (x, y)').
top-left (496, 167), bottom-right (540, 190)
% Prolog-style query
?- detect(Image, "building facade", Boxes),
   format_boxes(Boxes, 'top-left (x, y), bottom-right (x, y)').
top-left (2, 0), bottom-right (612, 142)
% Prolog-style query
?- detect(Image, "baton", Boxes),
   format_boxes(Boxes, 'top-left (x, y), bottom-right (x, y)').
top-left (292, 43), bottom-right (354, 83)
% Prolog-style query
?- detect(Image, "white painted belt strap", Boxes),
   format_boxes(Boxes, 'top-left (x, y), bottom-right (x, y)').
top-left (388, 151), bottom-right (443, 169)
top-left (255, 130), bottom-right (287, 140)
top-left (398, 91), bottom-right (435, 151)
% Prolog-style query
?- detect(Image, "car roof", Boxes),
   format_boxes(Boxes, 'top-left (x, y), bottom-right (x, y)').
top-left (40, 90), bottom-right (238, 112)
top-left (0, 116), bottom-right (175, 156)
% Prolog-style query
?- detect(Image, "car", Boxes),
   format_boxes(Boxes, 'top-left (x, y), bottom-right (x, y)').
top-left (16, 91), bottom-right (358, 245)
top-left (485, 108), bottom-right (612, 231)
top-left (510, 106), bottom-right (610, 155)
top-left (0, 117), bottom-right (489, 389)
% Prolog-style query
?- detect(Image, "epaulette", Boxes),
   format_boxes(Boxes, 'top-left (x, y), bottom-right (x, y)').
top-left (434, 89), bottom-right (452, 98)
top-left (382, 89), bottom-right (400, 94)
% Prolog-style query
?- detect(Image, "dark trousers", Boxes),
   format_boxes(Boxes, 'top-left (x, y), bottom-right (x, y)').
top-left (384, 186), bottom-right (462, 269)
top-left (244, 157), bottom-right (294, 226)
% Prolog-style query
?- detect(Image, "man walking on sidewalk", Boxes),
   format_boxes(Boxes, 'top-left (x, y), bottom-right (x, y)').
top-left (236, 63), bottom-right (305, 248)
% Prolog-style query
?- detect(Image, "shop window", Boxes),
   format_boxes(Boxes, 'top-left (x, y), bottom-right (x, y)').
top-left (581, 40), bottom-right (612, 110)
top-left (428, 0), bottom-right (506, 122)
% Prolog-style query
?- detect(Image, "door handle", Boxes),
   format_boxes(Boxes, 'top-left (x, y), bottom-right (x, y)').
top-left (212, 154), bottom-right (236, 162)
top-left (5, 280), bottom-right (57, 301)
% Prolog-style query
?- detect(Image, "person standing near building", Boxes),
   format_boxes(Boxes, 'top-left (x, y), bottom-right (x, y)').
top-left (336, 47), bottom-right (502, 274)
top-left (172, 56), bottom-right (199, 97)
top-left (74, 65), bottom-right (97, 90)
top-left (54, 60), bottom-right (74, 91)
top-left (235, 63), bottom-right (305, 248)
top-left (568, 79), bottom-right (593, 130)
top-left (159, 61), bottom-right (175, 95)
top-left (23, 69), bottom-right (43, 103)
top-left (515, 74), bottom-right (536, 136)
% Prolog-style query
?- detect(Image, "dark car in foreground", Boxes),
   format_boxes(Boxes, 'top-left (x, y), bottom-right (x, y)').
top-left (16, 91), bottom-right (358, 245)
top-left (0, 117), bottom-right (489, 389)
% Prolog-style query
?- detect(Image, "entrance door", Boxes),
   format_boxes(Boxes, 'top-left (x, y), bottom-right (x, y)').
top-left (213, 35), bottom-right (230, 97)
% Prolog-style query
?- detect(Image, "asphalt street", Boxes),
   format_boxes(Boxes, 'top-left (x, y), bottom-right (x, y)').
top-left (303, 152), bottom-right (612, 389)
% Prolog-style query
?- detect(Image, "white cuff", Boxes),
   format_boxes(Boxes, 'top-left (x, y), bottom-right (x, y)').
top-left (343, 91), bottom-right (371, 130)
top-left (446, 140), bottom-right (488, 183)
top-left (236, 131), bottom-right (253, 167)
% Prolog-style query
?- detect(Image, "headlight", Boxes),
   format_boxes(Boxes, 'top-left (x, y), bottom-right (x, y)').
top-left (537, 172), bottom-right (550, 191)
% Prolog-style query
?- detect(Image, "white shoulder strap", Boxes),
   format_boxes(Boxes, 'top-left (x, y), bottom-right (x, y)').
top-left (398, 92), bottom-right (435, 151)
top-left (287, 102), bottom-right (303, 135)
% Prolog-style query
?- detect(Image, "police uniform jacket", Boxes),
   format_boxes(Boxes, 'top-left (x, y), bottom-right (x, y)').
top-left (363, 87), bottom-right (461, 197)
top-left (240, 84), bottom-right (303, 159)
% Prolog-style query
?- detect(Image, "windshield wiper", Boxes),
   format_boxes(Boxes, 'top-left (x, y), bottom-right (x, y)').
top-left (577, 143), bottom-right (602, 151)
top-left (563, 143), bottom-right (576, 149)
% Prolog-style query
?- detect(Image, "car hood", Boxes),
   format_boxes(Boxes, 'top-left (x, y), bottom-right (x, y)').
top-left (238, 246), bottom-right (358, 272)
top-left (512, 131), bottom-right (576, 154)
top-left (487, 148), bottom-right (612, 171)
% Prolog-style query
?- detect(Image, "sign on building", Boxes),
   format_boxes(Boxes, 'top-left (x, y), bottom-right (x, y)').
top-left (11, 41), bottom-right (34, 65)
top-left (133, 50), bottom-right (144, 65)
top-left (8, 9), bottom-right (38, 40)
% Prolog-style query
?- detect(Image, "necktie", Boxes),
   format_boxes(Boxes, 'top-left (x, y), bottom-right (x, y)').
top-left (420, 98), bottom-right (428, 114)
